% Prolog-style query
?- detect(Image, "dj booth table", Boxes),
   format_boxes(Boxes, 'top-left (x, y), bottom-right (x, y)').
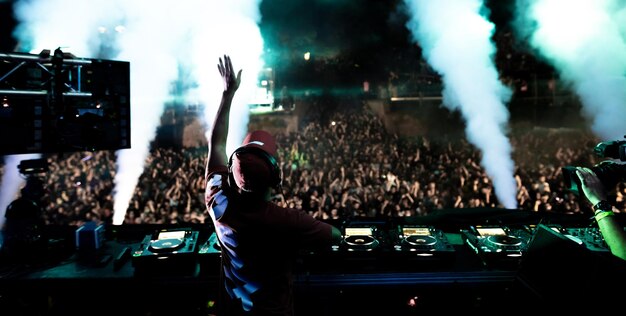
top-left (1, 209), bottom-right (623, 315)
top-left (0, 241), bottom-right (522, 316)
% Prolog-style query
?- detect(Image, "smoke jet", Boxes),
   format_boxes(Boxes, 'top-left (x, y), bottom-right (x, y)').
top-left (403, 0), bottom-right (518, 209)
top-left (513, 0), bottom-right (626, 141)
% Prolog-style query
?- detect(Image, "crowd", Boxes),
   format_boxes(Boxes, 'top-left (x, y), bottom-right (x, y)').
top-left (2, 96), bottom-right (623, 227)
top-left (273, 99), bottom-right (621, 220)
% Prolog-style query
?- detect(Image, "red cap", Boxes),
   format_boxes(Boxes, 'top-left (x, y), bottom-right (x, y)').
top-left (241, 130), bottom-right (277, 157)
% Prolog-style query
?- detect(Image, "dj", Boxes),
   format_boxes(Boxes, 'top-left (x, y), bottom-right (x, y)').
top-left (204, 54), bottom-right (342, 315)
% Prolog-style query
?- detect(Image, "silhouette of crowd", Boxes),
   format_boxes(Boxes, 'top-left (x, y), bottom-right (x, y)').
top-left (3, 95), bottom-right (622, 227)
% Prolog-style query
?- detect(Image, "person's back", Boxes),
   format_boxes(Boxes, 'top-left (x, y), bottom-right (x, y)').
top-left (207, 178), bottom-right (334, 315)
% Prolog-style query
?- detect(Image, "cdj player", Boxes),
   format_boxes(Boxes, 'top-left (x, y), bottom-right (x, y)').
top-left (132, 228), bottom-right (199, 275)
top-left (461, 225), bottom-right (532, 269)
top-left (298, 222), bottom-right (387, 273)
top-left (340, 226), bottom-right (381, 251)
top-left (384, 224), bottom-right (456, 270)
top-left (393, 225), bottom-right (455, 254)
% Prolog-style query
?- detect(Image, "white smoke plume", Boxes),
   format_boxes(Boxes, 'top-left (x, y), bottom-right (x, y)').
top-left (513, 0), bottom-right (626, 140)
top-left (10, 0), bottom-right (264, 225)
top-left (403, 0), bottom-right (518, 209)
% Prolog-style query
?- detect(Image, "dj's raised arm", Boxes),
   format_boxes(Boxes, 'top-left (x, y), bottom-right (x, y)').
top-left (206, 54), bottom-right (242, 178)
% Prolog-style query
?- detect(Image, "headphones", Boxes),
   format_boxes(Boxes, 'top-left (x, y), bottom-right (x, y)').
top-left (227, 146), bottom-right (282, 191)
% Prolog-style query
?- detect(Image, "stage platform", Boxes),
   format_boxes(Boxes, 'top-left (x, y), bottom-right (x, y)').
top-left (1, 209), bottom-right (624, 315)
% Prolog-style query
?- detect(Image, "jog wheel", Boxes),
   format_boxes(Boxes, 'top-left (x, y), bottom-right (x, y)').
top-left (486, 235), bottom-right (521, 250)
top-left (403, 235), bottom-right (437, 250)
top-left (343, 235), bottom-right (379, 251)
top-left (149, 238), bottom-right (185, 253)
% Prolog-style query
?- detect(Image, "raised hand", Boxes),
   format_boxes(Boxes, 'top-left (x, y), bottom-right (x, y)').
top-left (218, 54), bottom-right (242, 96)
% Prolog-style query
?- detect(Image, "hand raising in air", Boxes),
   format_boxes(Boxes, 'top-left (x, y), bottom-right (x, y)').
top-left (218, 54), bottom-right (242, 96)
